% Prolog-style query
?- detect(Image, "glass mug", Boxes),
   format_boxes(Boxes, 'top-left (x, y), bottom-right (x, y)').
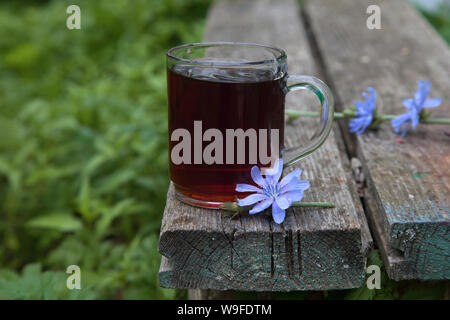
top-left (167, 42), bottom-right (334, 208)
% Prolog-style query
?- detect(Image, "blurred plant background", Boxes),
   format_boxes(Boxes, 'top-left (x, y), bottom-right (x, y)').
top-left (0, 0), bottom-right (211, 299)
top-left (412, 0), bottom-right (450, 43)
top-left (0, 0), bottom-right (447, 299)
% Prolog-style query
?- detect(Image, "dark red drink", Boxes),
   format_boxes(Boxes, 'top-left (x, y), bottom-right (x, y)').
top-left (168, 65), bottom-right (285, 205)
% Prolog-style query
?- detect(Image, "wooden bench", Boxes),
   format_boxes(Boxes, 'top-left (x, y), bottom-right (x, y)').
top-left (304, 0), bottom-right (450, 280)
top-left (159, 0), bottom-right (449, 297)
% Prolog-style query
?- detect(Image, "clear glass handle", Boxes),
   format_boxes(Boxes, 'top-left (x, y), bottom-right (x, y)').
top-left (283, 75), bottom-right (334, 167)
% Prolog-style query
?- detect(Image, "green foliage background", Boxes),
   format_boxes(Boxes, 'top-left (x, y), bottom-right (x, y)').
top-left (0, 0), bottom-right (211, 299)
top-left (419, 3), bottom-right (450, 44)
top-left (0, 0), bottom-right (447, 300)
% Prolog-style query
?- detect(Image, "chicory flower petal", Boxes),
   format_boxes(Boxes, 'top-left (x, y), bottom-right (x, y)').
top-left (391, 80), bottom-right (441, 136)
top-left (236, 158), bottom-right (309, 224)
top-left (349, 87), bottom-right (377, 135)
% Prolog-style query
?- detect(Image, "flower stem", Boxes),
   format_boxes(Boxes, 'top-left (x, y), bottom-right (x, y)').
top-left (221, 201), bottom-right (335, 214)
top-left (285, 109), bottom-right (450, 124)
top-left (378, 114), bottom-right (396, 120)
top-left (421, 118), bottom-right (450, 124)
top-left (291, 202), bottom-right (335, 208)
top-left (286, 110), bottom-right (346, 118)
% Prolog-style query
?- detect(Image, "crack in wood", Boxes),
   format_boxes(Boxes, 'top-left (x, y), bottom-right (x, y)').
top-left (297, 232), bottom-right (303, 276)
top-left (284, 230), bottom-right (294, 277)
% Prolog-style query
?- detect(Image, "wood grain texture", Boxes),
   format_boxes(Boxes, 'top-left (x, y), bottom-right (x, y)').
top-left (304, 0), bottom-right (450, 280)
top-left (158, 0), bottom-right (372, 291)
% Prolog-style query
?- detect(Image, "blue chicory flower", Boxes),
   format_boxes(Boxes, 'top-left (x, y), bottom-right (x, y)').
top-left (349, 87), bottom-right (377, 135)
top-left (391, 80), bottom-right (442, 136)
top-left (235, 159), bottom-right (310, 224)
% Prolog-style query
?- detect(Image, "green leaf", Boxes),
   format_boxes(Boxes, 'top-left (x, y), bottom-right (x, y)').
top-left (367, 249), bottom-right (383, 268)
top-left (95, 199), bottom-right (148, 238)
top-left (3, 43), bottom-right (41, 69)
top-left (0, 263), bottom-right (42, 299)
top-left (77, 177), bottom-right (95, 222)
top-left (344, 285), bottom-right (376, 300)
top-left (94, 169), bottom-right (136, 195)
top-left (27, 213), bottom-right (83, 232)
top-left (25, 165), bottom-right (79, 185)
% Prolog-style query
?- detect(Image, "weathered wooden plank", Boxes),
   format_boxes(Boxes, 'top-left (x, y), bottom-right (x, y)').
top-left (304, 0), bottom-right (450, 280)
top-left (159, 257), bottom-right (176, 288)
top-left (158, 0), bottom-right (372, 291)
